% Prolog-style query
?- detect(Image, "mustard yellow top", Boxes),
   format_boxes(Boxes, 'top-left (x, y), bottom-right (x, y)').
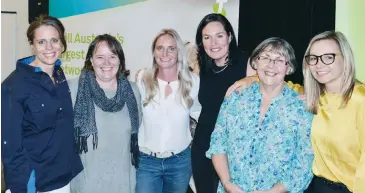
top-left (311, 84), bottom-right (365, 193)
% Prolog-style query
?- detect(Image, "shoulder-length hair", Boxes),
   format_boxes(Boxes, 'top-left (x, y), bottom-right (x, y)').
top-left (195, 13), bottom-right (240, 73)
top-left (303, 31), bottom-right (356, 113)
top-left (250, 37), bottom-right (297, 75)
top-left (143, 29), bottom-right (193, 108)
top-left (83, 34), bottom-right (130, 77)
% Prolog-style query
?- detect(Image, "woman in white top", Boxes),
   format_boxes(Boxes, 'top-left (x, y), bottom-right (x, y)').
top-left (135, 28), bottom-right (201, 193)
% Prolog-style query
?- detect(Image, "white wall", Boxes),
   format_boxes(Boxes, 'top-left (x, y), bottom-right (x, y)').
top-left (1, 13), bottom-right (17, 81)
top-left (2, 0), bottom-right (31, 60)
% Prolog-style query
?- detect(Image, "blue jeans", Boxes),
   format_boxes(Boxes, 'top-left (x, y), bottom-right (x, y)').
top-left (136, 147), bottom-right (192, 193)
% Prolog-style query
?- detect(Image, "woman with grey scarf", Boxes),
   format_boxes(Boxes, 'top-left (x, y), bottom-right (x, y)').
top-left (69, 34), bottom-right (141, 193)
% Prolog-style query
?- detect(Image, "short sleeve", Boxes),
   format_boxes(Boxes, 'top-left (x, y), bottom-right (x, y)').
top-left (206, 94), bottom-right (236, 159)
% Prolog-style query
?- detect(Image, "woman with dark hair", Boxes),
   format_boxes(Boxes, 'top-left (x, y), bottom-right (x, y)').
top-left (2, 15), bottom-right (83, 193)
top-left (191, 13), bottom-right (255, 192)
top-left (69, 34), bottom-right (141, 193)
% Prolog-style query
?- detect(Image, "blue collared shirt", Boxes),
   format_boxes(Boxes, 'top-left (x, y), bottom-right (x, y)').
top-left (206, 82), bottom-right (314, 193)
top-left (1, 56), bottom-right (83, 192)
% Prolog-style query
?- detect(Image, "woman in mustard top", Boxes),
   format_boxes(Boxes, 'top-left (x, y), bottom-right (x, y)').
top-left (303, 31), bottom-right (365, 193)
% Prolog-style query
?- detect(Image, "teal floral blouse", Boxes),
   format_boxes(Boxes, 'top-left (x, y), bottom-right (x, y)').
top-left (206, 83), bottom-right (314, 193)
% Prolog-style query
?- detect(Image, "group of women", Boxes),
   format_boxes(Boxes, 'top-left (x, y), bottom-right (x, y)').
top-left (1, 11), bottom-right (364, 193)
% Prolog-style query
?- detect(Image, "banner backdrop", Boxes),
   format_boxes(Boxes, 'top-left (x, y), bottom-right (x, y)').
top-left (50, 0), bottom-right (240, 80)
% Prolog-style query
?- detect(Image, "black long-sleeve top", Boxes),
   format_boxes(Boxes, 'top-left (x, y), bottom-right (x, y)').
top-left (193, 52), bottom-right (249, 152)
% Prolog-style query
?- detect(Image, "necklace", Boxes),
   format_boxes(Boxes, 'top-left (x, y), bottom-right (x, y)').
top-left (212, 65), bottom-right (228, 74)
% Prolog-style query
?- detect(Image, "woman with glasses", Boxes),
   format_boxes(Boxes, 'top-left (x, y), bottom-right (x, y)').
top-left (206, 37), bottom-right (314, 193)
top-left (303, 31), bottom-right (365, 193)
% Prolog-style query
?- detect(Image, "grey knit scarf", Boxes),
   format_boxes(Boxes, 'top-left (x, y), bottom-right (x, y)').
top-left (74, 71), bottom-right (139, 156)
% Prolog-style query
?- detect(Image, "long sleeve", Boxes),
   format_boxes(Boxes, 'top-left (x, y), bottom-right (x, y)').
top-left (129, 77), bottom-right (139, 192)
top-left (205, 95), bottom-right (231, 158)
top-left (129, 82), bottom-right (141, 192)
top-left (280, 105), bottom-right (314, 192)
top-left (67, 79), bottom-right (78, 107)
top-left (1, 84), bottom-right (31, 193)
top-left (353, 94), bottom-right (365, 193)
top-left (130, 82), bottom-right (142, 126)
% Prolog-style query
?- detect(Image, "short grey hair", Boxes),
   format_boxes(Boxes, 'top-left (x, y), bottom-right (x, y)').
top-left (250, 37), bottom-right (297, 75)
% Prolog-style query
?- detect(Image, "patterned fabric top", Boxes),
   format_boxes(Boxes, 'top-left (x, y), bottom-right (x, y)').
top-left (206, 82), bottom-right (314, 193)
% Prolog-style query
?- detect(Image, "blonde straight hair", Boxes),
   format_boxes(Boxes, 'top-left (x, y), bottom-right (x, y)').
top-left (142, 29), bottom-right (193, 108)
top-left (303, 31), bottom-right (356, 113)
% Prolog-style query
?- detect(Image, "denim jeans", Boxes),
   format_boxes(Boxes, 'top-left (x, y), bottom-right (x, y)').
top-left (136, 147), bottom-right (192, 193)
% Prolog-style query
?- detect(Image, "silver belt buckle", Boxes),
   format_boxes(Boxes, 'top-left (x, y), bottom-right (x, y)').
top-left (154, 151), bottom-right (174, 158)
top-left (140, 148), bottom-right (174, 158)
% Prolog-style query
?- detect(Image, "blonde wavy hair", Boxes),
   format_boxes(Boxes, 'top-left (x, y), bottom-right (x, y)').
top-left (303, 31), bottom-right (356, 113)
top-left (142, 29), bottom-right (193, 108)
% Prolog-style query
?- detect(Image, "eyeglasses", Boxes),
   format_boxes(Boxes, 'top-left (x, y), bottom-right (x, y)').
top-left (257, 56), bottom-right (287, 66)
top-left (304, 53), bottom-right (341, 66)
